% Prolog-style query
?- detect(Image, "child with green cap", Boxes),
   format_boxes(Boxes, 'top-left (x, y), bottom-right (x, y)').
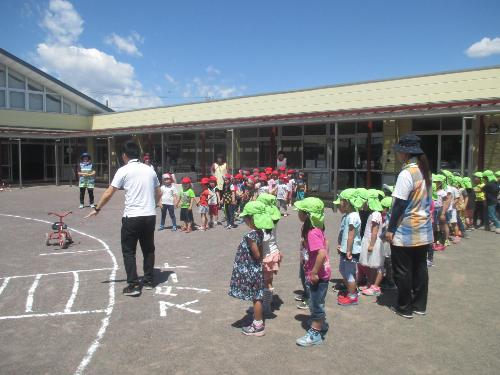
top-left (333, 188), bottom-right (364, 306)
top-left (482, 170), bottom-right (500, 233)
top-left (229, 201), bottom-right (275, 336)
top-left (359, 190), bottom-right (385, 296)
top-left (294, 197), bottom-right (331, 346)
top-left (379, 196), bottom-right (397, 290)
top-left (473, 172), bottom-right (486, 228)
top-left (256, 193), bottom-right (283, 316)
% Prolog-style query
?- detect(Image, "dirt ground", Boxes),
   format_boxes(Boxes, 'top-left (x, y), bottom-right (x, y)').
top-left (0, 185), bottom-right (499, 375)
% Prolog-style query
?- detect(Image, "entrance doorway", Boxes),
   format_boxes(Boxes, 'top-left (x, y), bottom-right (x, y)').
top-left (12, 144), bottom-right (45, 181)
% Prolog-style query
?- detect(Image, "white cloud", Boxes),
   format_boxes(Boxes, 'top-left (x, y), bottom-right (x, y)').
top-left (104, 32), bottom-right (143, 57)
top-left (182, 76), bottom-right (242, 100)
top-left (164, 73), bottom-right (177, 85)
top-left (34, 0), bottom-right (161, 110)
top-left (40, 0), bottom-right (83, 45)
top-left (206, 65), bottom-right (221, 76)
top-left (466, 37), bottom-right (500, 58)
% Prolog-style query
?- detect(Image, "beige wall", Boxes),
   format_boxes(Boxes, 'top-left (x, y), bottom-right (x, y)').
top-left (91, 67), bottom-right (500, 131)
top-left (0, 109), bottom-right (91, 131)
top-left (483, 115), bottom-right (500, 171)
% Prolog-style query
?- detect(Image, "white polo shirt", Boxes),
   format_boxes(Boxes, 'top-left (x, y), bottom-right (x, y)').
top-left (111, 159), bottom-right (160, 217)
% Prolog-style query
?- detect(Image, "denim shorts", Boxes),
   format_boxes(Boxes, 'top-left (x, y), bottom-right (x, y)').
top-left (339, 253), bottom-right (359, 283)
top-left (306, 280), bottom-right (329, 320)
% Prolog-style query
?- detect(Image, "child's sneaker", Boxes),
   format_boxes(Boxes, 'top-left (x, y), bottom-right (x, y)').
top-left (444, 239), bottom-right (451, 247)
top-left (338, 294), bottom-right (359, 306)
top-left (452, 236), bottom-right (461, 244)
top-left (362, 285), bottom-right (381, 296)
top-left (296, 328), bottom-right (323, 347)
top-left (158, 226), bottom-right (164, 231)
top-left (241, 322), bottom-right (265, 337)
top-left (433, 243), bottom-right (445, 251)
top-left (294, 295), bottom-right (304, 302)
top-left (296, 300), bottom-right (309, 309)
top-left (90, 204), bottom-right (96, 208)
top-left (171, 226), bottom-right (177, 232)
top-left (427, 260), bottom-right (434, 267)
top-left (79, 204), bottom-right (84, 209)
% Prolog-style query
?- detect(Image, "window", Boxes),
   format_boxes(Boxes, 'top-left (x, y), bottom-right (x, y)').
top-left (0, 65), bottom-right (5, 87)
top-left (9, 91), bottom-right (25, 109)
top-left (337, 171), bottom-right (355, 190)
top-left (78, 106), bottom-right (90, 115)
top-left (281, 140), bottom-right (302, 168)
top-left (441, 117), bottom-right (462, 131)
top-left (357, 121), bottom-right (383, 133)
top-left (337, 138), bottom-right (355, 169)
top-left (28, 80), bottom-right (43, 92)
top-left (63, 98), bottom-right (77, 114)
top-left (29, 93), bottom-right (43, 111)
top-left (0, 90), bottom-right (5, 108)
top-left (259, 127), bottom-right (272, 138)
top-left (412, 118), bottom-right (440, 131)
top-left (304, 124), bottom-right (326, 135)
top-left (8, 70), bottom-right (25, 90)
top-left (282, 125), bottom-right (302, 136)
top-left (46, 94), bottom-right (61, 112)
top-left (336, 122), bottom-right (356, 135)
top-left (258, 141), bottom-right (271, 167)
top-left (303, 142), bottom-right (326, 168)
top-left (183, 132), bottom-right (196, 140)
top-left (239, 128), bottom-right (258, 138)
top-left (239, 142), bottom-right (258, 168)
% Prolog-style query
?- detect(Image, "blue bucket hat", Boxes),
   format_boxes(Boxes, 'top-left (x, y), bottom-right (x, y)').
top-left (80, 152), bottom-right (91, 160)
top-left (393, 134), bottom-right (424, 155)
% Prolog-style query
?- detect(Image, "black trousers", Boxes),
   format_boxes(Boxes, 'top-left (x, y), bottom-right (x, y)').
top-left (121, 215), bottom-right (156, 285)
top-left (473, 201), bottom-right (484, 228)
top-left (391, 244), bottom-right (429, 313)
top-left (80, 187), bottom-right (94, 205)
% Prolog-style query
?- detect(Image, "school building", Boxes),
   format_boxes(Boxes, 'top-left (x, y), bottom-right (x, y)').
top-left (1, 47), bottom-right (500, 196)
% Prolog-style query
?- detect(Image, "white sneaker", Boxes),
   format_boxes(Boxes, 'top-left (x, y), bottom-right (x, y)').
top-left (79, 204), bottom-right (84, 209)
top-left (496, 228), bottom-right (500, 234)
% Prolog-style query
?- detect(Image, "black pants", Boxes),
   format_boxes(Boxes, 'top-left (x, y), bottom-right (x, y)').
top-left (160, 204), bottom-right (177, 228)
top-left (391, 244), bottom-right (429, 313)
top-left (473, 201), bottom-right (484, 228)
top-left (80, 187), bottom-right (94, 205)
top-left (121, 215), bottom-right (156, 285)
top-left (224, 204), bottom-right (235, 226)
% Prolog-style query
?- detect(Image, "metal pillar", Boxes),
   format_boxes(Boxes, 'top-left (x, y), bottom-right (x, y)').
top-left (161, 133), bottom-right (165, 173)
top-left (333, 122), bottom-right (339, 201)
top-left (55, 140), bottom-right (60, 186)
top-left (366, 121), bottom-right (373, 188)
top-left (17, 139), bottom-right (22, 189)
top-left (107, 137), bottom-right (112, 185)
top-left (461, 117), bottom-right (467, 176)
top-left (68, 138), bottom-right (73, 187)
top-left (478, 116), bottom-right (485, 171)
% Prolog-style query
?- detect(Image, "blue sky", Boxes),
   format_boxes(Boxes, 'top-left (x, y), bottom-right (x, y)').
top-left (1, 0), bottom-right (500, 110)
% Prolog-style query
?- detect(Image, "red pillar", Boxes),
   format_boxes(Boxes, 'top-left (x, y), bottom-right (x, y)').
top-left (478, 115), bottom-right (485, 170)
top-left (366, 121), bottom-right (373, 188)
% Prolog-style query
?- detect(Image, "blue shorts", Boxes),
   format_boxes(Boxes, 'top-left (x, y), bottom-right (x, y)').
top-left (339, 253), bottom-right (359, 283)
top-left (306, 280), bottom-right (329, 320)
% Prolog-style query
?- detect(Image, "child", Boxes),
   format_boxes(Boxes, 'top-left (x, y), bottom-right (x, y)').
top-left (177, 177), bottom-right (196, 233)
top-left (198, 177), bottom-right (211, 231)
top-left (257, 174), bottom-right (269, 195)
top-left (221, 174), bottom-right (237, 229)
top-left (432, 175), bottom-right (448, 252)
top-left (287, 169), bottom-right (297, 205)
top-left (268, 170), bottom-right (279, 194)
top-left (333, 188), bottom-right (364, 306)
top-left (208, 176), bottom-right (220, 227)
top-left (294, 197), bottom-right (331, 346)
top-left (379, 196), bottom-right (397, 290)
top-left (256, 193), bottom-right (283, 316)
top-left (159, 173), bottom-right (178, 231)
top-left (359, 190), bottom-right (385, 296)
top-left (295, 172), bottom-right (307, 201)
top-left (229, 201), bottom-right (274, 336)
top-left (276, 174), bottom-right (290, 216)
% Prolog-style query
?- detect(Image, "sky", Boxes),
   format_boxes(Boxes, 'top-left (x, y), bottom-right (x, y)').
top-left (1, 0), bottom-right (500, 111)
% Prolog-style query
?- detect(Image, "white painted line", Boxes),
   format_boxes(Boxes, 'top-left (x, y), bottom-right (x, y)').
top-left (155, 286), bottom-right (177, 296)
top-left (0, 213), bottom-right (118, 375)
top-left (39, 249), bottom-right (106, 256)
top-left (0, 309), bottom-right (106, 321)
top-left (163, 262), bottom-right (189, 269)
top-left (159, 301), bottom-right (169, 317)
top-left (0, 277), bottom-right (10, 296)
top-left (175, 287), bottom-right (211, 293)
top-left (25, 274), bottom-right (42, 313)
top-left (170, 273), bottom-right (178, 284)
top-left (176, 300), bottom-right (201, 314)
top-left (0, 267), bottom-right (115, 281)
top-left (64, 272), bottom-right (79, 313)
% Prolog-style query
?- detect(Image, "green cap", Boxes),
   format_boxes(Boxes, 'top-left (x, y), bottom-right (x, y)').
top-left (332, 188), bottom-right (365, 210)
top-left (483, 170), bottom-right (496, 182)
top-left (462, 177), bottom-right (472, 189)
top-left (239, 201), bottom-right (274, 229)
top-left (432, 182), bottom-right (437, 200)
top-left (256, 193), bottom-right (281, 221)
top-left (473, 171), bottom-right (483, 178)
top-left (380, 196), bottom-right (392, 209)
top-left (441, 169), bottom-right (453, 177)
top-left (366, 189), bottom-right (383, 212)
top-left (294, 197), bottom-right (325, 228)
top-left (495, 171), bottom-right (500, 177)
top-left (432, 174), bottom-right (446, 183)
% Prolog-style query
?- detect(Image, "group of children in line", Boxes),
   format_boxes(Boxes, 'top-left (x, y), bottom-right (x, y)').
top-left (228, 168), bottom-right (500, 346)
top-left (157, 167), bottom-right (308, 233)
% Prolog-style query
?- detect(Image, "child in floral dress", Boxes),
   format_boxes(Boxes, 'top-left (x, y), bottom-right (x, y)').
top-left (229, 201), bottom-right (274, 336)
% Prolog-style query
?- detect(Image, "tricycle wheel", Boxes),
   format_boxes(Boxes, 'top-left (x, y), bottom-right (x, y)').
top-left (59, 233), bottom-right (67, 249)
top-left (45, 233), bottom-right (51, 246)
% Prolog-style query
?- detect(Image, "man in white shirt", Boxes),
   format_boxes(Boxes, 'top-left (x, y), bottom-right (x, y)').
top-left (86, 141), bottom-right (161, 296)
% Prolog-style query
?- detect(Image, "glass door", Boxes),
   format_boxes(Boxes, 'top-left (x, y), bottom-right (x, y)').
top-left (419, 134), bottom-right (439, 172)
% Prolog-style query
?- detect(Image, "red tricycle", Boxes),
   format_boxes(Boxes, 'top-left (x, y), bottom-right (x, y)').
top-left (45, 211), bottom-right (73, 249)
